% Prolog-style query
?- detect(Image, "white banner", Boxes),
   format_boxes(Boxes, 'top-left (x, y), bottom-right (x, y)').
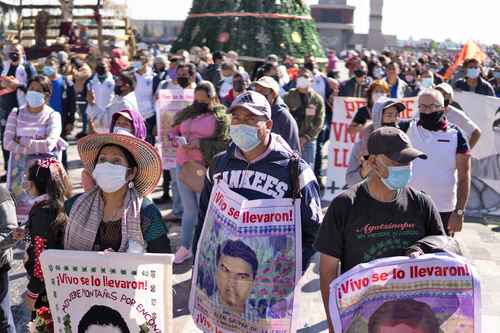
top-left (190, 182), bottom-right (302, 333)
top-left (329, 253), bottom-right (481, 333)
top-left (40, 250), bottom-right (174, 333)
top-left (323, 97), bottom-right (417, 201)
top-left (454, 92), bottom-right (500, 216)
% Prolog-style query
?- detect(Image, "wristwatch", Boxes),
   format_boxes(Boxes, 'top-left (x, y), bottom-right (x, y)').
top-left (454, 209), bottom-right (464, 216)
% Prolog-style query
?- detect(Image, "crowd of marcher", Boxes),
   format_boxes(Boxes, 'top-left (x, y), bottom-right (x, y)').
top-left (0, 40), bottom-right (498, 332)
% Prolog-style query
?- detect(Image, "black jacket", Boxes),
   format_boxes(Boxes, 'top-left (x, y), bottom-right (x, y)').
top-left (271, 97), bottom-right (301, 152)
top-left (454, 76), bottom-right (495, 96)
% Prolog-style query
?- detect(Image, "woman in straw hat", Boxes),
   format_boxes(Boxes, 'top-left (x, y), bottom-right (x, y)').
top-left (64, 133), bottom-right (171, 253)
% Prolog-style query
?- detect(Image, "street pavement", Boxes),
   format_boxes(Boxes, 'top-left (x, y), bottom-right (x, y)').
top-left (7, 134), bottom-right (500, 333)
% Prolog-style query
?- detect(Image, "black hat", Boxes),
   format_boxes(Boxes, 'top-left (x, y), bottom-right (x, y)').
top-left (368, 127), bottom-right (427, 163)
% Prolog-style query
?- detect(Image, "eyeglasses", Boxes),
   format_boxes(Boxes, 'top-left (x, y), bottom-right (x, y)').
top-left (418, 104), bottom-right (444, 112)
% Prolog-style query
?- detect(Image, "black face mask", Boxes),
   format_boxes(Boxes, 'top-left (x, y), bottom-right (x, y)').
top-left (95, 65), bottom-right (106, 76)
top-left (381, 122), bottom-right (397, 127)
top-left (419, 111), bottom-right (446, 131)
top-left (154, 66), bottom-right (165, 74)
top-left (193, 101), bottom-right (209, 113)
top-left (114, 85), bottom-right (123, 96)
top-left (72, 59), bottom-right (82, 69)
top-left (304, 62), bottom-right (315, 72)
top-left (444, 99), bottom-right (450, 107)
top-left (9, 53), bottom-right (19, 62)
top-left (354, 69), bottom-right (366, 78)
top-left (177, 77), bottom-right (190, 88)
top-left (233, 80), bottom-right (245, 92)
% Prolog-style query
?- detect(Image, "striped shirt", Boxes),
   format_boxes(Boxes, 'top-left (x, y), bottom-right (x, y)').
top-left (3, 105), bottom-right (63, 155)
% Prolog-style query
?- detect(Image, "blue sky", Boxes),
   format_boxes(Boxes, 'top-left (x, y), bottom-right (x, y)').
top-left (126, 0), bottom-right (498, 44)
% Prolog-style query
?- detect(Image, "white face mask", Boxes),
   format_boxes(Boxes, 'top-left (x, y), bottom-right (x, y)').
top-left (296, 77), bottom-right (311, 89)
top-left (113, 126), bottom-right (133, 136)
top-left (372, 92), bottom-right (386, 103)
top-left (26, 91), bottom-right (45, 108)
top-left (92, 162), bottom-right (128, 193)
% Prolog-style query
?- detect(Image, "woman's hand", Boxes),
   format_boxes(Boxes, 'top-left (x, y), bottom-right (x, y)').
top-left (23, 292), bottom-right (37, 312)
top-left (12, 227), bottom-right (26, 241)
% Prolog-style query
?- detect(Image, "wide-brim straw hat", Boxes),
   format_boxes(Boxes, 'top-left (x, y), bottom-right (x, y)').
top-left (78, 133), bottom-right (162, 197)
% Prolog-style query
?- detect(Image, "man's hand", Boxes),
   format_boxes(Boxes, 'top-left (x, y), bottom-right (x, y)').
top-left (86, 91), bottom-right (96, 105)
top-left (447, 211), bottom-right (463, 235)
top-left (3, 76), bottom-right (20, 90)
top-left (300, 137), bottom-right (307, 151)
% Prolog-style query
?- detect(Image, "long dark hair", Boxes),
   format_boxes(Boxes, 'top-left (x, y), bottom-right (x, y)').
top-left (27, 159), bottom-right (72, 229)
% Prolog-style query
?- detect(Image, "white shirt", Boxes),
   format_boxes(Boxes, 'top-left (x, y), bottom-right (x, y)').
top-left (86, 73), bottom-right (115, 112)
top-left (90, 92), bottom-right (138, 133)
top-left (446, 105), bottom-right (479, 141)
top-left (408, 122), bottom-right (460, 212)
top-left (134, 69), bottom-right (155, 119)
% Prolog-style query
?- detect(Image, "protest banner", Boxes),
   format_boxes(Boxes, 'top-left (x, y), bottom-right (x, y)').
top-left (155, 89), bottom-right (194, 169)
top-left (329, 254), bottom-right (480, 333)
top-left (323, 97), bottom-right (417, 201)
top-left (454, 92), bottom-right (500, 217)
top-left (190, 181), bottom-right (302, 333)
top-left (40, 250), bottom-right (174, 333)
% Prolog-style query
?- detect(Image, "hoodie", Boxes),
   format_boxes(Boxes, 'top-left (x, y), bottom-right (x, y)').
top-left (345, 99), bottom-right (386, 186)
top-left (193, 133), bottom-right (322, 272)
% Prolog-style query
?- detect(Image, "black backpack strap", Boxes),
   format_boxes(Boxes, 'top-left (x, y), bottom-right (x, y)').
top-left (289, 153), bottom-right (302, 200)
top-left (23, 62), bottom-right (34, 82)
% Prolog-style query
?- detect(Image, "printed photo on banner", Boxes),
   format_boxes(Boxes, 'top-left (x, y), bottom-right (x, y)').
top-left (190, 182), bottom-right (302, 333)
top-left (454, 92), bottom-right (500, 217)
top-left (155, 88), bottom-right (194, 170)
top-left (324, 96), bottom-right (417, 201)
top-left (329, 253), bottom-right (480, 333)
top-left (40, 250), bottom-right (174, 333)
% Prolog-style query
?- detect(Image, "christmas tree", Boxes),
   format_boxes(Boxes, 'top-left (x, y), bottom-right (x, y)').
top-left (172, 0), bottom-right (324, 60)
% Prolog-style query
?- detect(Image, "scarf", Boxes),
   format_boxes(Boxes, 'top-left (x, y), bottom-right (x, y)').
top-left (64, 187), bottom-right (144, 252)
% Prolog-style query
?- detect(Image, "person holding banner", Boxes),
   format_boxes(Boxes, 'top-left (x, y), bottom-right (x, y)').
top-left (170, 81), bottom-right (230, 264)
top-left (315, 127), bottom-right (446, 332)
top-left (435, 83), bottom-right (481, 149)
top-left (191, 90), bottom-right (322, 332)
top-left (64, 133), bottom-right (171, 254)
top-left (407, 89), bottom-right (471, 235)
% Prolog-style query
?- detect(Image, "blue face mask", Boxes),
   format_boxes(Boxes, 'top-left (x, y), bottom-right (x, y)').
top-left (43, 65), bottom-right (55, 77)
top-left (380, 165), bottom-right (412, 190)
top-left (466, 68), bottom-right (480, 79)
top-left (230, 124), bottom-right (261, 152)
top-left (420, 77), bottom-right (434, 89)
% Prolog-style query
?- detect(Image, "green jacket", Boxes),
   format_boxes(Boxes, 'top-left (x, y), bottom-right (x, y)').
top-left (283, 88), bottom-right (325, 142)
top-left (174, 104), bottom-right (230, 169)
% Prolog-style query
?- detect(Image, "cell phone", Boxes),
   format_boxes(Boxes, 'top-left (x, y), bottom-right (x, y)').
top-left (175, 136), bottom-right (188, 145)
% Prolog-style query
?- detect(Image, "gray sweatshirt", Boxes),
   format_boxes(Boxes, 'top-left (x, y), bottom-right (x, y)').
top-left (0, 186), bottom-right (18, 270)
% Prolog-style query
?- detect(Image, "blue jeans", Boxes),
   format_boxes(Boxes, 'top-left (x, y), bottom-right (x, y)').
top-left (176, 165), bottom-right (201, 249)
top-left (302, 140), bottom-right (317, 168)
top-left (77, 95), bottom-right (88, 132)
top-left (0, 269), bottom-right (16, 333)
top-left (170, 167), bottom-right (183, 217)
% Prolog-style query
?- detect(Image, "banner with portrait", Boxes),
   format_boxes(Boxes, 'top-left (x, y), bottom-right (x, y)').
top-left (155, 89), bottom-right (194, 170)
top-left (329, 253), bottom-right (481, 333)
top-left (454, 92), bottom-right (500, 217)
top-left (190, 182), bottom-right (302, 333)
top-left (323, 97), bottom-right (417, 201)
top-left (40, 250), bottom-right (174, 333)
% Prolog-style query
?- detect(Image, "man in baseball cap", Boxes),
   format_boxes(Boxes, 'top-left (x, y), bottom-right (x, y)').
top-left (254, 77), bottom-right (301, 151)
top-left (315, 126), bottom-right (445, 332)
